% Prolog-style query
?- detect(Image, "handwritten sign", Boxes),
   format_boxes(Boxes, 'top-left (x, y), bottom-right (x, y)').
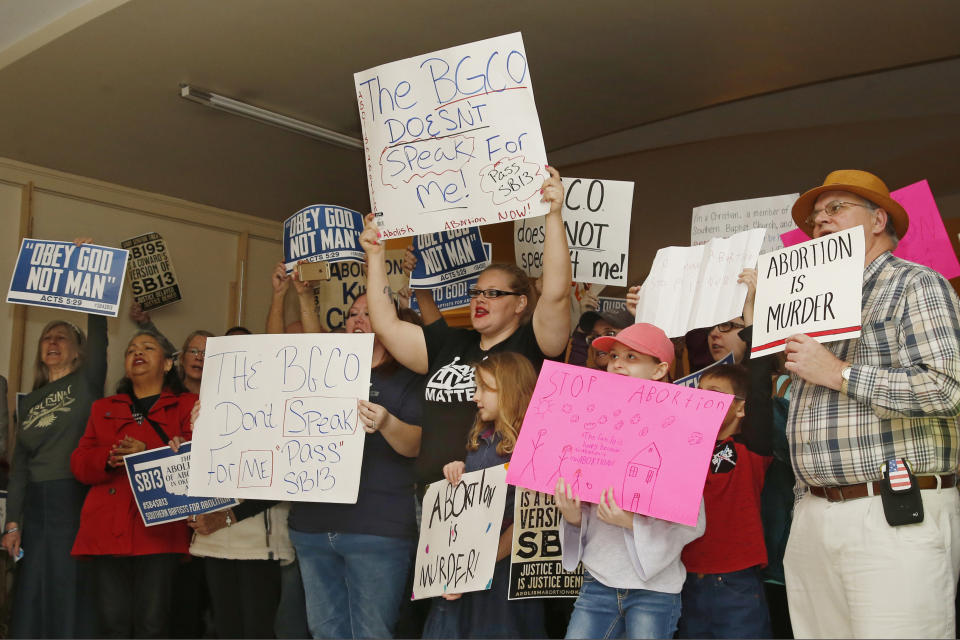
top-left (283, 205), bottom-right (365, 274)
top-left (634, 228), bottom-right (765, 338)
top-left (121, 232), bottom-right (181, 311)
top-left (310, 251), bottom-right (407, 330)
top-left (7, 239), bottom-right (128, 317)
top-left (674, 353), bottom-right (735, 388)
top-left (410, 228), bottom-right (488, 288)
top-left (125, 443), bottom-right (238, 526)
top-left (413, 464), bottom-right (508, 600)
top-left (187, 334), bottom-right (374, 502)
top-left (780, 180), bottom-right (960, 281)
top-left (752, 228), bottom-right (863, 357)
top-left (692, 194), bottom-right (799, 254)
top-left (515, 178), bottom-right (634, 286)
top-left (355, 32), bottom-right (549, 238)
top-left (508, 488), bottom-right (582, 599)
top-left (506, 362), bottom-right (729, 526)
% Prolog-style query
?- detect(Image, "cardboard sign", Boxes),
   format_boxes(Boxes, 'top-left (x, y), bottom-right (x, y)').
top-left (125, 443), bottom-right (238, 526)
top-left (310, 251), bottom-right (407, 330)
top-left (692, 194), bottom-right (799, 254)
top-left (410, 243), bottom-right (491, 313)
top-left (597, 296), bottom-right (627, 315)
top-left (673, 353), bottom-right (735, 389)
top-left (508, 489), bottom-right (583, 599)
top-left (355, 32), bottom-right (549, 238)
top-left (634, 228), bottom-right (765, 338)
top-left (121, 232), bottom-right (181, 311)
top-left (7, 239), bottom-right (128, 317)
top-left (780, 180), bottom-right (960, 281)
top-left (413, 464), bottom-right (509, 600)
top-left (410, 228), bottom-right (488, 288)
top-left (283, 204), bottom-right (366, 274)
top-left (752, 228), bottom-right (864, 357)
top-left (506, 362), bottom-right (730, 526)
top-left (187, 334), bottom-right (374, 502)
top-left (515, 177), bottom-right (635, 286)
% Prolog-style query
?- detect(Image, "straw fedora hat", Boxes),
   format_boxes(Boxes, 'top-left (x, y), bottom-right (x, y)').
top-left (791, 170), bottom-right (909, 239)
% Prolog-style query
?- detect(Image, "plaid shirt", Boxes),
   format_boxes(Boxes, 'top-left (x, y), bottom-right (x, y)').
top-left (788, 252), bottom-right (960, 491)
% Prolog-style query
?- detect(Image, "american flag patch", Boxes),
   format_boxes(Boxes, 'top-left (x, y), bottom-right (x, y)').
top-left (888, 458), bottom-right (912, 491)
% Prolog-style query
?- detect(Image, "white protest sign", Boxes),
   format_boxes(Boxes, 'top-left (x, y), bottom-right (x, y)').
top-left (751, 228), bottom-right (863, 357)
top-left (412, 464), bottom-right (508, 600)
top-left (187, 334), bottom-right (374, 502)
top-left (691, 194), bottom-right (799, 255)
top-left (635, 228), bottom-right (765, 338)
top-left (121, 232), bottom-right (182, 311)
top-left (311, 251), bottom-right (407, 330)
top-left (515, 178), bottom-right (634, 286)
top-left (355, 32), bottom-right (549, 238)
top-left (283, 205), bottom-right (366, 274)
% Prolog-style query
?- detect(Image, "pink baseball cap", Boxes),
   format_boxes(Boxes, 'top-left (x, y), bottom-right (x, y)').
top-left (592, 323), bottom-right (675, 365)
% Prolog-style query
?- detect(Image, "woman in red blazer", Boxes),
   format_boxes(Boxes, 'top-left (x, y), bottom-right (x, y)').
top-left (71, 330), bottom-right (197, 638)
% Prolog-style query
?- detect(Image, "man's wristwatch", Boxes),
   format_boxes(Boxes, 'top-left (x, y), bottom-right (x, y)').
top-left (225, 512), bottom-right (233, 527)
top-left (840, 365), bottom-right (853, 393)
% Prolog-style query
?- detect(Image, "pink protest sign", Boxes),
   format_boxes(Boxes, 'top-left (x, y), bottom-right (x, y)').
top-left (506, 362), bottom-right (730, 526)
top-left (780, 180), bottom-right (960, 280)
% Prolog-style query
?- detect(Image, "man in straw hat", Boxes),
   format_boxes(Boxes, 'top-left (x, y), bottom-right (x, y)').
top-left (781, 170), bottom-right (960, 638)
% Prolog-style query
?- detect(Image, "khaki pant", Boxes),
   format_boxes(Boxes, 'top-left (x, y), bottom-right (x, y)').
top-left (785, 487), bottom-right (960, 639)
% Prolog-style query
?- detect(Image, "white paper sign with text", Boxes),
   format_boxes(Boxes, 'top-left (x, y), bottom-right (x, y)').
top-left (691, 194), bottom-right (799, 254)
top-left (751, 228), bottom-right (863, 357)
top-left (515, 177), bottom-right (634, 286)
top-left (635, 228), bottom-right (766, 338)
top-left (355, 32), bottom-right (549, 239)
top-left (187, 334), bottom-right (374, 502)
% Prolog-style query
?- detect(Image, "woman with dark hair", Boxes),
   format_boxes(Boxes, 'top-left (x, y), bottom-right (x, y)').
top-left (2, 239), bottom-right (106, 638)
top-left (71, 329), bottom-right (195, 638)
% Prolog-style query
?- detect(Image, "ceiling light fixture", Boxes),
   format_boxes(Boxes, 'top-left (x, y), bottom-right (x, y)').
top-left (179, 84), bottom-right (363, 150)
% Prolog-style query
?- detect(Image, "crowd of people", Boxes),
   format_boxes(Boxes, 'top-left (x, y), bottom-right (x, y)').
top-left (2, 167), bottom-right (959, 640)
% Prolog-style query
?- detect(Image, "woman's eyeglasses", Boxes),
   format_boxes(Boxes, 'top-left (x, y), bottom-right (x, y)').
top-left (467, 288), bottom-right (522, 299)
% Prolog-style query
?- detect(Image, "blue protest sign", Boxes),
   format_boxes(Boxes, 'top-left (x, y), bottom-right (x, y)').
top-left (7, 239), bottom-right (128, 316)
top-left (125, 443), bottom-right (238, 526)
top-left (283, 204), bottom-right (366, 273)
top-left (409, 243), bottom-right (491, 313)
top-left (409, 228), bottom-right (488, 288)
top-left (674, 352), bottom-right (736, 388)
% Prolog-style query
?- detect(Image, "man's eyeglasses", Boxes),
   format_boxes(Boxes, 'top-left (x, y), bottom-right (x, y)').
top-left (186, 348), bottom-right (205, 358)
top-left (714, 321), bottom-right (745, 333)
top-left (804, 200), bottom-right (873, 227)
top-left (468, 288), bottom-right (522, 299)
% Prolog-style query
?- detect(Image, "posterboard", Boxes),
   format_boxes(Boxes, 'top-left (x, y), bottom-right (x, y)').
top-left (674, 353), bottom-right (735, 388)
top-left (413, 464), bottom-right (509, 600)
top-left (634, 228), bottom-right (765, 338)
top-left (508, 488), bottom-right (583, 599)
top-left (597, 296), bottom-right (627, 315)
top-left (121, 232), bottom-right (181, 311)
top-left (283, 205), bottom-right (366, 274)
top-left (355, 32), bottom-right (549, 238)
top-left (515, 178), bottom-right (635, 286)
top-left (186, 333), bottom-right (374, 502)
top-left (691, 194), bottom-right (798, 254)
top-left (780, 180), bottom-right (960, 281)
top-left (7, 239), bottom-right (128, 316)
top-left (310, 251), bottom-right (407, 330)
top-left (125, 443), bottom-right (238, 526)
top-left (410, 228), bottom-right (488, 288)
top-left (505, 362), bottom-right (730, 526)
top-left (410, 243), bottom-right (491, 313)
top-left (752, 228), bottom-right (864, 357)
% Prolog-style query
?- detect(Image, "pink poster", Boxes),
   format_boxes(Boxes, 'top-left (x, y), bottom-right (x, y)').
top-left (506, 361), bottom-right (730, 526)
top-left (780, 180), bottom-right (960, 280)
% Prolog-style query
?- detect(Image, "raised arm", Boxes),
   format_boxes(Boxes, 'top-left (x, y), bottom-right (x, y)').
top-left (266, 261), bottom-right (291, 334)
top-left (290, 272), bottom-right (325, 334)
top-left (402, 244), bottom-right (443, 326)
top-left (359, 215), bottom-right (429, 374)
top-left (532, 166), bottom-right (572, 357)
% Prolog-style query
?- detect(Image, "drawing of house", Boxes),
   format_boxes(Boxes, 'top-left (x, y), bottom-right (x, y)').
top-left (622, 443), bottom-right (661, 512)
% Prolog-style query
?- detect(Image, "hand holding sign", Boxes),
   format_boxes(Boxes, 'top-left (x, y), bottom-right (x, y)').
top-left (784, 333), bottom-right (847, 390)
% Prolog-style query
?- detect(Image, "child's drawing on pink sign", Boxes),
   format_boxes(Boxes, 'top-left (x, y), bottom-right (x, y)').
top-left (780, 180), bottom-right (960, 280)
top-left (505, 361), bottom-right (730, 526)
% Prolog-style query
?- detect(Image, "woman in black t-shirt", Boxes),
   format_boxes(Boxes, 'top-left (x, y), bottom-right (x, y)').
top-left (359, 166), bottom-right (572, 485)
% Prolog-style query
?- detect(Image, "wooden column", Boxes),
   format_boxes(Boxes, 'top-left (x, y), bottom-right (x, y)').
top-left (8, 182), bottom-right (33, 461)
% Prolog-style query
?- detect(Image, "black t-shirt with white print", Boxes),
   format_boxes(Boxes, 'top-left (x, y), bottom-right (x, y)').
top-left (416, 319), bottom-right (546, 485)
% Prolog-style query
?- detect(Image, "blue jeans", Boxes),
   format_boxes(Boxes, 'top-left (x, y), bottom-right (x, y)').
top-left (677, 567), bottom-right (771, 639)
top-left (565, 572), bottom-right (681, 639)
top-left (289, 529), bottom-right (413, 639)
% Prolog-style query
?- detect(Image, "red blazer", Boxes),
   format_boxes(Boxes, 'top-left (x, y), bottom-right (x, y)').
top-left (71, 390), bottom-right (197, 556)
